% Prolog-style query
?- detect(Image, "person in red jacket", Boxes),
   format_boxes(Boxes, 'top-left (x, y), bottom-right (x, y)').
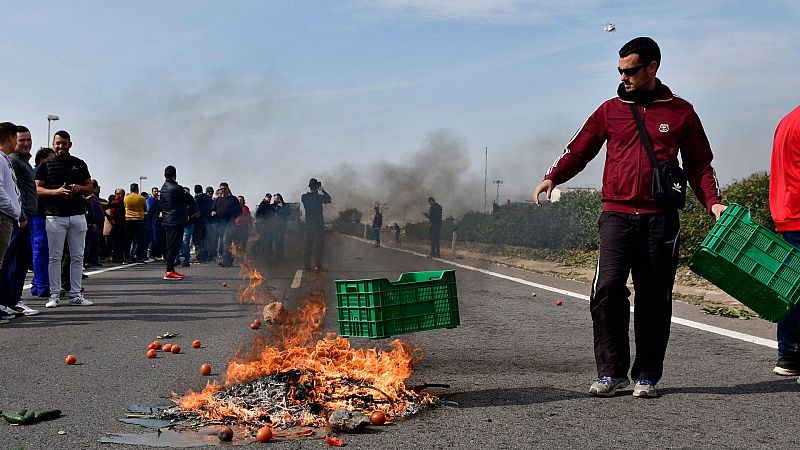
top-left (769, 105), bottom-right (800, 379)
top-left (534, 37), bottom-right (726, 398)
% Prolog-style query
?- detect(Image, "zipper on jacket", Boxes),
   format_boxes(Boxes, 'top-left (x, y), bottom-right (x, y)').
top-left (634, 104), bottom-right (644, 209)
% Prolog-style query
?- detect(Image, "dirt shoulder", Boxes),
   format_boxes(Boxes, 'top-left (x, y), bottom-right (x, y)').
top-left (384, 237), bottom-right (753, 316)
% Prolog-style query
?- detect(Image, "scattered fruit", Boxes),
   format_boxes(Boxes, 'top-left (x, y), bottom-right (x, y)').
top-left (65, 354), bottom-right (77, 365)
top-left (555, 300), bottom-right (563, 306)
top-left (147, 349), bottom-right (157, 359)
top-left (222, 282), bottom-right (228, 288)
top-left (171, 344), bottom-right (182, 354)
top-left (255, 425), bottom-right (273, 443)
top-left (200, 364), bottom-right (211, 376)
top-left (325, 435), bottom-right (344, 447)
top-left (153, 340), bottom-right (162, 350)
top-left (192, 340), bottom-right (201, 348)
top-left (218, 426), bottom-right (233, 442)
top-left (162, 343), bottom-right (173, 352)
top-left (250, 320), bottom-right (261, 330)
top-left (370, 410), bottom-right (386, 425)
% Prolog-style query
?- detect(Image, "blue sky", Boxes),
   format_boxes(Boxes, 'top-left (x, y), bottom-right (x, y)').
top-left (4, 0), bottom-right (799, 219)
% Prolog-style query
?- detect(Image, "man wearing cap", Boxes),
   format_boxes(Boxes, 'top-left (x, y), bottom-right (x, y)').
top-left (301, 178), bottom-right (331, 271)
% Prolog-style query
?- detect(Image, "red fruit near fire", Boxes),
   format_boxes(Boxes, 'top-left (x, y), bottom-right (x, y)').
top-left (147, 343), bottom-right (156, 351)
top-left (218, 426), bottom-right (233, 442)
top-left (171, 344), bottom-right (182, 354)
top-left (370, 410), bottom-right (386, 425)
top-left (162, 343), bottom-right (172, 352)
top-left (147, 349), bottom-right (157, 359)
top-left (153, 340), bottom-right (162, 350)
top-left (200, 364), bottom-right (211, 376)
top-left (65, 354), bottom-right (77, 365)
top-left (325, 435), bottom-right (344, 447)
top-left (556, 300), bottom-right (563, 306)
top-left (223, 282), bottom-right (228, 287)
top-left (250, 320), bottom-right (261, 330)
top-left (255, 426), bottom-right (273, 442)
top-left (192, 340), bottom-right (201, 348)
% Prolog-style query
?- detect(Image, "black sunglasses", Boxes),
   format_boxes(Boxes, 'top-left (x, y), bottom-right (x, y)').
top-left (618, 64), bottom-right (646, 76)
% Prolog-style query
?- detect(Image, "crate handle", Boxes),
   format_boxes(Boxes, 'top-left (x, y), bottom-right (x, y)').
top-left (345, 285), bottom-right (359, 293)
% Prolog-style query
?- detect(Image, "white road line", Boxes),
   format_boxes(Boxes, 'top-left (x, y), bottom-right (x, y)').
top-left (23, 262), bottom-right (142, 290)
top-left (344, 235), bottom-right (778, 349)
top-left (290, 269), bottom-right (303, 289)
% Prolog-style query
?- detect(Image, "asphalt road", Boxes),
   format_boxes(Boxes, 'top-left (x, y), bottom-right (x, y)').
top-left (0, 233), bottom-right (795, 449)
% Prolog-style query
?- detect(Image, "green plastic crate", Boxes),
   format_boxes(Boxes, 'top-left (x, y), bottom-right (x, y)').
top-left (687, 203), bottom-right (800, 322)
top-left (335, 270), bottom-right (460, 339)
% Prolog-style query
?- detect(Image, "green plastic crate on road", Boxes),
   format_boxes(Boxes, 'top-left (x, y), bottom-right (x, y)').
top-left (687, 203), bottom-right (800, 322)
top-left (335, 270), bottom-right (460, 339)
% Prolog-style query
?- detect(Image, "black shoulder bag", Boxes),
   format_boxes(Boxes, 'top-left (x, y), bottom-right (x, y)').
top-left (630, 103), bottom-right (688, 210)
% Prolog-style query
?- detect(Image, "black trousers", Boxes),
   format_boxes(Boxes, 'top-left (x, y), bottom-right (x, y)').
top-left (164, 225), bottom-right (184, 273)
top-left (125, 220), bottom-right (146, 261)
top-left (590, 211), bottom-right (680, 384)
top-left (192, 223), bottom-right (207, 262)
top-left (111, 220), bottom-right (126, 262)
top-left (430, 225), bottom-right (441, 257)
top-left (304, 223), bottom-right (325, 268)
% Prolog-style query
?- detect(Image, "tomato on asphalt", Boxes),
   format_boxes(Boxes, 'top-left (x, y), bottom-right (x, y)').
top-left (218, 426), bottom-right (233, 442)
top-left (65, 354), bottom-right (77, 365)
top-left (162, 344), bottom-right (172, 352)
top-left (256, 426), bottom-right (273, 442)
top-left (200, 364), bottom-right (211, 376)
top-left (147, 349), bottom-right (157, 359)
top-left (370, 410), bottom-right (386, 425)
top-left (192, 340), bottom-right (201, 348)
top-left (171, 344), bottom-right (181, 354)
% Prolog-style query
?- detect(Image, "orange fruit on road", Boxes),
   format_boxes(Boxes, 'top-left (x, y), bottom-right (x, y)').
top-left (218, 426), bottom-right (233, 442)
top-left (555, 300), bottom-right (563, 306)
top-left (222, 282), bottom-right (228, 288)
top-left (171, 344), bottom-right (182, 354)
top-left (370, 410), bottom-right (386, 425)
top-left (200, 364), bottom-right (211, 376)
top-left (255, 425), bottom-right (273, 442)
top-left (65, 354), bottom-right (77, 365)
top-left (162, 343), bottom-right (172, 352)
top-left (192, 340), bottom-right (201, 348)
top-left (153, 340), bottom-right (162, 350)
top-left (147, 349), bottom-right (157, 359)
top-left (250, 320), bottom-right (261, 330)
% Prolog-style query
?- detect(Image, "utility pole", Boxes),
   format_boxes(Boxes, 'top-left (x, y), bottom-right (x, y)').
top-left (484, 146), bottom-right (488, 213)
top-left (493, 179), bottom-right (503, 204)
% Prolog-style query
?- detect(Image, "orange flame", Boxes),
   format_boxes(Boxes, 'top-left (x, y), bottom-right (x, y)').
top-left (176, 262), bottom-right (434, 428)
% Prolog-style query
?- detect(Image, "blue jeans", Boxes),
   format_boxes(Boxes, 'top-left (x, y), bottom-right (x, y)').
top-left (176, 224), bottom-right (193, 265)
top-left (778, 231), bottom-right (800, 361)
top-left (30, 215), bottom-right (50, 296)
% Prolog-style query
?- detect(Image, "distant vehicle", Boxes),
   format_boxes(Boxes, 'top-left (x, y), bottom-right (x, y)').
top-left (603, 23), bottom-right (616, 33)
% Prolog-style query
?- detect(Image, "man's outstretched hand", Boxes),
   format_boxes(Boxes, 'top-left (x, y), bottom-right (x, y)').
top-left (532, 179), bottom-right (554, 207)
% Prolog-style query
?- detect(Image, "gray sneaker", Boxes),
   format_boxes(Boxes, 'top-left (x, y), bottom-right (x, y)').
top-left (589, 376), bottom-right (629, 397)
top-left (69, 294), bottom-right (93, 306)
top-left (632, 379), bottom-right (658, 398)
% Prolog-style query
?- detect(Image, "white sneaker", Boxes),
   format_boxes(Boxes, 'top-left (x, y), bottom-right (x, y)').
top-left (0, 305), bottom-right (16, 319)
top-left (69, 295), bottom-right (93, 306)
top-left (45, 297), bottom-right (60, 308)
top-left (14, 301), bottom-right (39, 316)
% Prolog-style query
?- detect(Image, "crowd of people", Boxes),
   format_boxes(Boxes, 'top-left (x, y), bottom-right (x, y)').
top-left (0, 123), bottom-right (310, 323)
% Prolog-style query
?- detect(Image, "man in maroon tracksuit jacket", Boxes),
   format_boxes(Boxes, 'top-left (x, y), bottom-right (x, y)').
top-left (534, 37), bottom-right (726, 398)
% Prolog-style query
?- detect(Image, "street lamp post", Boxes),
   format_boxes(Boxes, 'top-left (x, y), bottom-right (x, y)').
top-left (493, 179), bottom-right (503, 205)
top-left (46, 115), bottom-right (59, 145)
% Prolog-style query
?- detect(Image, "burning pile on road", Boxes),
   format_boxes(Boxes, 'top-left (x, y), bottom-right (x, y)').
top-left (163, 259), bottom-right (438, 431)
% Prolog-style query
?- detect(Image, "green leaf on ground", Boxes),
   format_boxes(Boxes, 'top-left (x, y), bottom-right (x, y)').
top-left (701, 306), bottom-right (757, 320)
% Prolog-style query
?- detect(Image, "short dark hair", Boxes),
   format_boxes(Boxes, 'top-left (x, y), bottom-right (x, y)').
top-left (0, 122), bottom-right (17, 143)
top-left (16, 125), bottom-right (29, 133)
top-left (35, 147), bottom-right (55, 165)
top-left (130, 183), bottom-right (139, 193)
top-left (53, 130), bottom-right (71, 141)
top-left (619, 37), bottom-right (661, 68)
top-left (428, 197), bottom-right (435, 203)
top-left (206, 186), bottom-right (213, 193)
top-left (219, 182), bottom-right (229, 189)
top-left (164, 165), bottom-right (176, 179)
top-left (92, 179), bottom-right (98, 189)
top-left (194, 184), bottom-right (203, 194)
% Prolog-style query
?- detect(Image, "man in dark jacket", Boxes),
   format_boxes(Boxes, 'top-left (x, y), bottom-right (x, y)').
top-left (372, 205), bottom-right (383, 247)
top-left (301, 178), bottom-right (331, 271)
top-left (211, 182), bottom-right (242, 267)
top-left (160, 165), bottom-right (193, 279)
top-left (192, 184), bottom-right (213, 263)
top-left (423, 197), bottom-right (442, 257)
top-left (254, 193), bottom-right (275, 255)
top-left (533, 37), bottom-right (725, 398)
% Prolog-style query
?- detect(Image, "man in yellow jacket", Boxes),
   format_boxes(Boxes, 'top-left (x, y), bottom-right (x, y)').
top-left (124, 183), bottom-right (147, 263)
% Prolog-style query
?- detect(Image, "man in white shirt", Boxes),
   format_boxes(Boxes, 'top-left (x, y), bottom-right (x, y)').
top-left (0, 122), bottom-right (22, 268)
